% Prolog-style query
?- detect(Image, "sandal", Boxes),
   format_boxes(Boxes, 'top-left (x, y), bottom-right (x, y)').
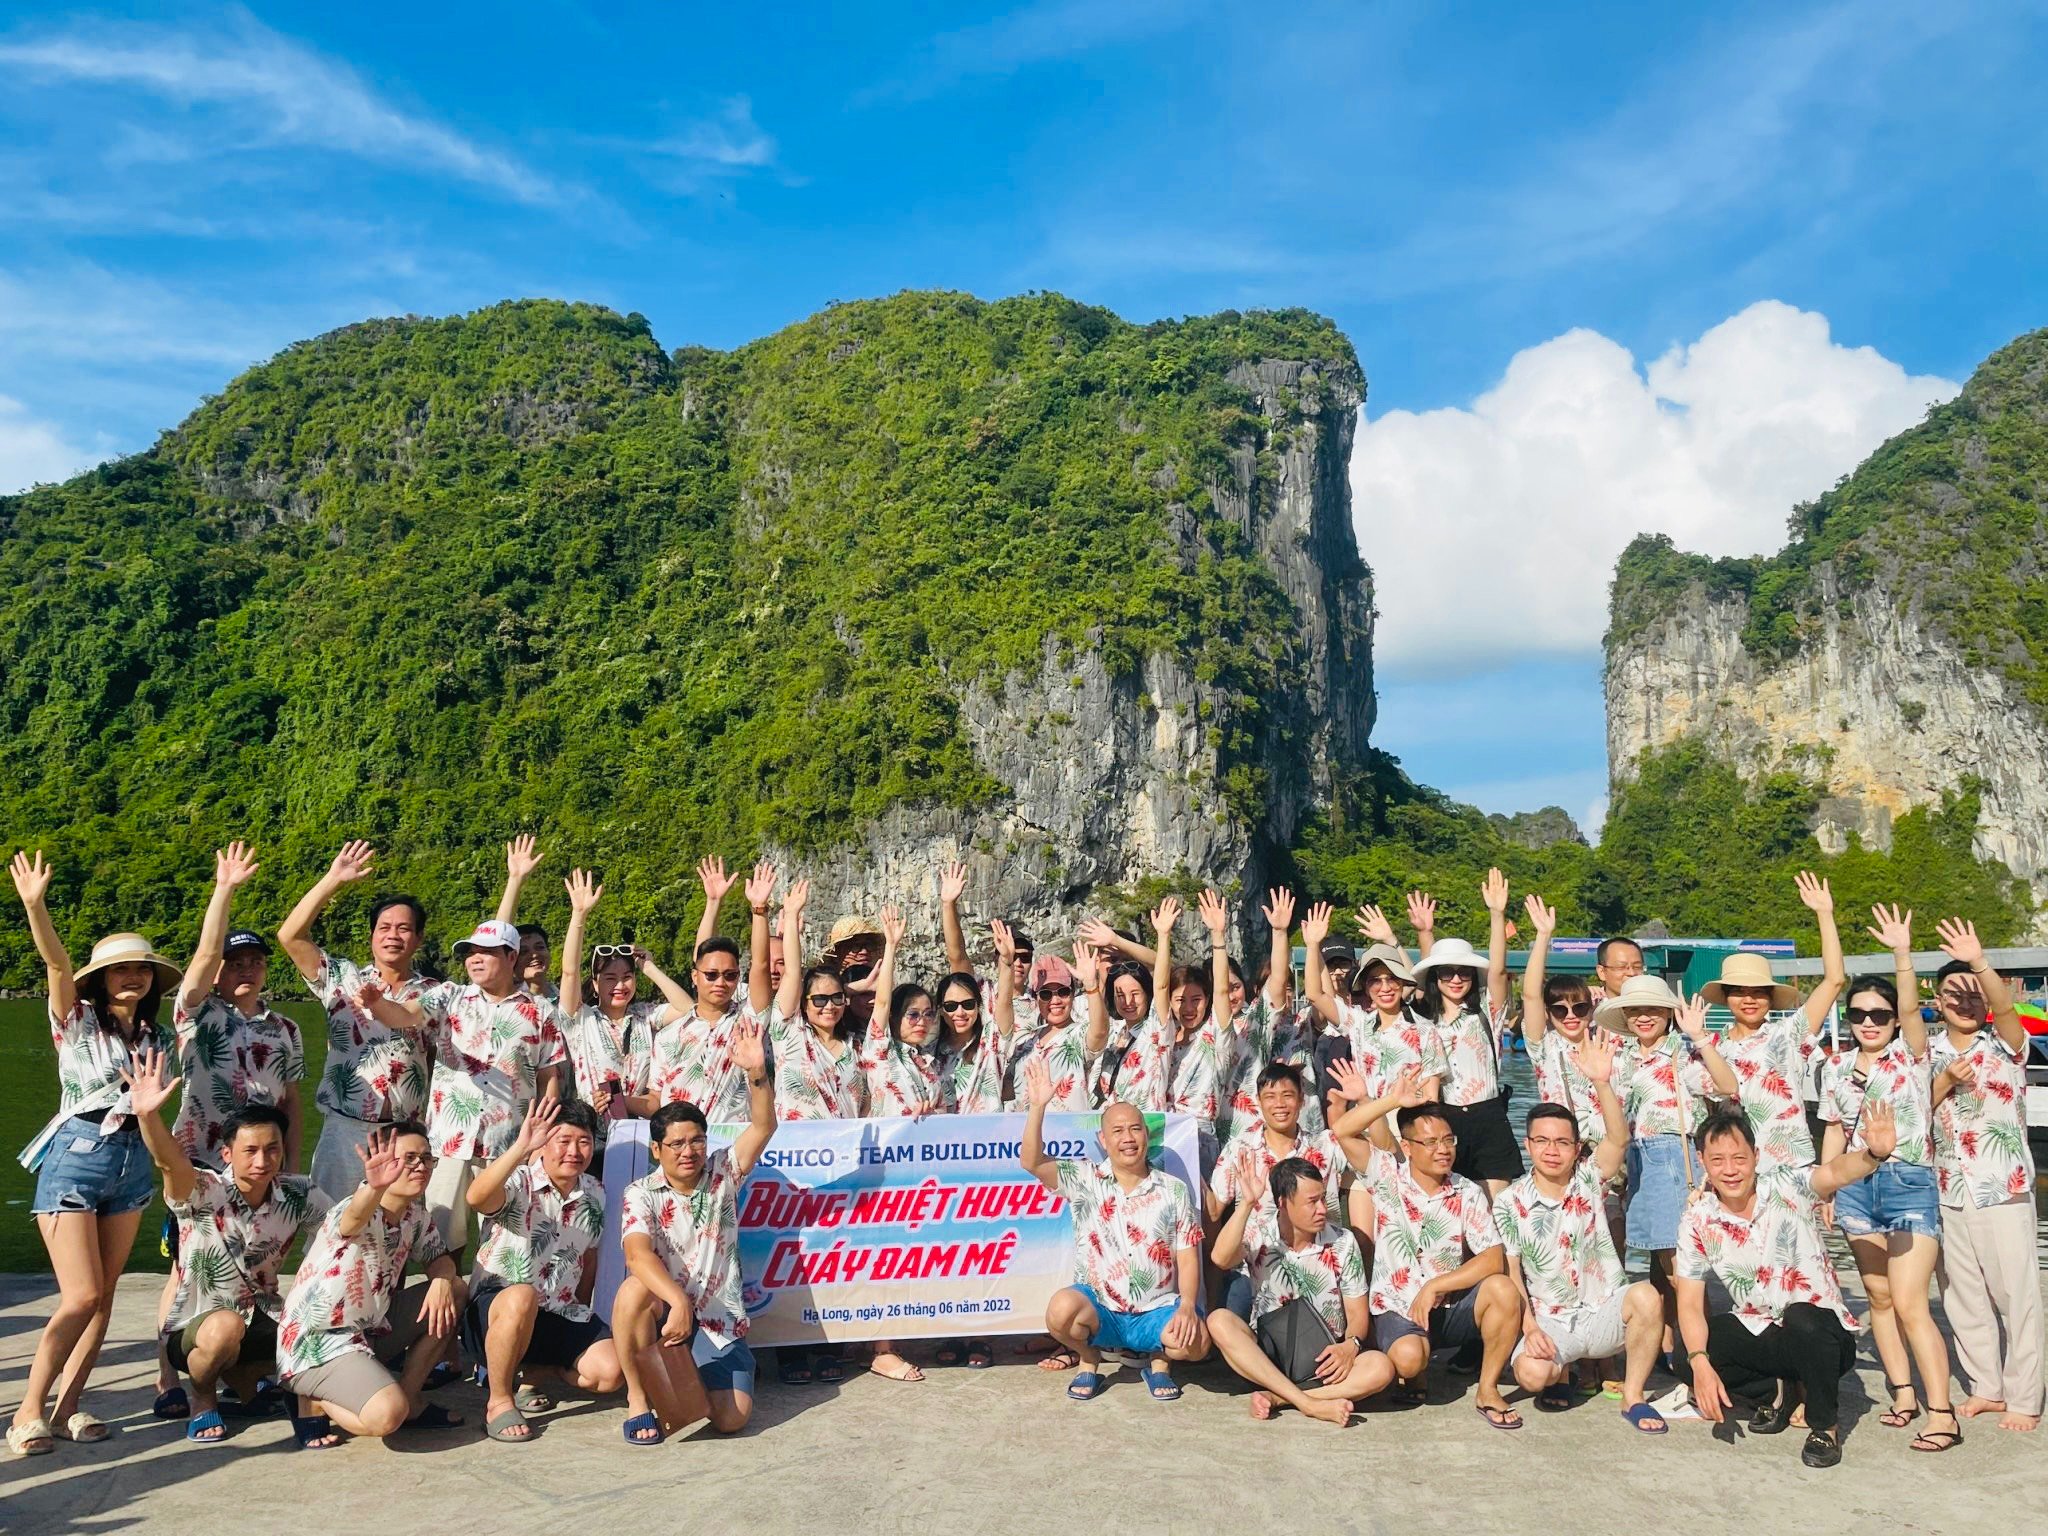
top-left (1390, 1381), bottom-right (1429, 1407)
top-left (54, 1411), bottom-right (109, 1443)
top-left (185, 1410), bottom-right (228, 1445)
top-left (1535, 1383), bottom-right (1576, 1412)
top-left (1140, 1369), bottom-right (1181, 1401)
top-left (776, 1353), bottom-right (814, 1386)
top-left (870, 1355), bottom-right (925, 1383)
top-left (1475, 1403), bottom-right (1524, 1431)
top-left (7, 1418), bottom-right (55, 1457)
top-left (621, 1410), bottom-right (665, 1447)
top-left (485, 1407), bottom-right (534, 1443)
top-left (934, 1343), bottom-right (964, 1368)
top-left (1037, 1348), bottom-right (1080, 1372)
top-left (1878, 1380), bottom-right (1921, 1429)
top-left (404, 1403), bottom-right (464, 1431)
top-left (814, 1354), bottom-right (845, 1385)
top-left (152, 1387), bottom-right (190, 1420)
top-left (1622, 1402), bottom-right (1668, 1434)
top-left (514, 1384), bottom-right (553, 1414)
top-left (292, 1414), bottom-right (343, 1450)
top-left (1911, 1407), bottom-right (1964, 1453)
top-left (965, 1341), bottom-right (994, 1370)
top-left (1066, 1371), bottom-right (1105, 1402)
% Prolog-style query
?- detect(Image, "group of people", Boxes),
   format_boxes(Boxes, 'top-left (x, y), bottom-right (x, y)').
top-left (6, 837), bottom-right (2041, 1473)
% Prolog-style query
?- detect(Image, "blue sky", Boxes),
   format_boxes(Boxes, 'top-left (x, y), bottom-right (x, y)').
top-left (3, 1), bottom-right (2044, 834)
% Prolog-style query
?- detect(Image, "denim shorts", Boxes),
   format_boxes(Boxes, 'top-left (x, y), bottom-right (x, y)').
top-left (31, 1118), bottom-right (156, 1217)
top-left (1624, 1134), bottom-right (1699, 1253)
top-left (694, 1332), bottom-right (756, 1397)
top-left (1832, 1159), bottom-right (1940, 1240)
top-left (1073, 1285), bottom-right (1178, 1355)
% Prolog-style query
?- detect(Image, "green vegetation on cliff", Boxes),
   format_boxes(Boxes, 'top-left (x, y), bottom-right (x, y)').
top-left (0, 293), bottom-right (1361, 983)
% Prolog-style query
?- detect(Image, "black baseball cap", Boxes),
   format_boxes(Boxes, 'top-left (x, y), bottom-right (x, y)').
top-left (1320, 939), bottom-right (1357, 965)
top-left (224, 930), bottom-right (269, 955)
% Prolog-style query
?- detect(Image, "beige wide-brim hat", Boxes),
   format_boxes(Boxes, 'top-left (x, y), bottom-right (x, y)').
top-left (1699, 951), bottom-right (1797, 1009)
top-left (1352, 943), bottom-right (1416, 986)
top-left (1593, 973), bottom-right (1687, 1027)
top-left (73, 932), bottom-right (182, 990)
top-left (827, 915), bottom-right (883, 953)
top-left (1411, 937), bottom-right (1485, 978)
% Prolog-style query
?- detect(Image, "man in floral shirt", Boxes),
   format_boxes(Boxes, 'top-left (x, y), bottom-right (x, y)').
top-left (276, 1122), bottom-right (466, 1446)
top-left (614, 1016), bottom-right (777, 1444)
top-left (1208, 1158), bottom-right (1389, 1425)
top-left (1676, 1104), bottom-right (1895, 1468)
top-left (277, 841), bottom-right (434, 1200)
top-left (1926, 935), bottom-right (2043, 1432)
top-left (650, 936), bottom-right (754, 1123)
top-left (464, 1097), bottom-right (621, 1442)
top-left (1021, 1057), bottom-right (1209, 1402)
top-left (362, 919), bottom-right (566, 1253)
top-left (125, 1049), bottom-right (331, 1445)
top-left (1355, 1103), bottom-right (1523, 1430)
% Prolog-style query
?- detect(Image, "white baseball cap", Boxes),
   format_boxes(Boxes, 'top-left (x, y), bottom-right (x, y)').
top-left (452, 919), bottom-right (521, 957)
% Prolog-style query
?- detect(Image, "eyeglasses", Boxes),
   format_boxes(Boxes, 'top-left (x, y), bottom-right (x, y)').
top-left (656, 1138), bottom-right (704, 1153)
top-left (807, 992), bottom-right (849, 1008)
top-left (395, 1152), bottom-right (436, 1170)
top-left (1402, 1134), bottom-right (1457, 1151)
top-left (1604, 960), bottom-right (1645, 978)
top-left (902, 1008), bottom-right (935, 1023)
top-left (1938, 988), bottom-right (1981, 1006)
top-left (1035, 984), bottom-right (1074, 1000)
top-left (1844, 1007), bottom-right (1896, 1027)
top-left (1547, 1001), bottom-right (1592, 1020)
top-left (697, 968), bottom-right (739, 983)
top-left (940, 999), bottom-right (979, 1014)
top-left (593, 944), bottom-right (636, 960)
top-left (1526, 1136), bottom-right (1579, 1151)
top-left (1724, 986), bottom-right (1776, 1000)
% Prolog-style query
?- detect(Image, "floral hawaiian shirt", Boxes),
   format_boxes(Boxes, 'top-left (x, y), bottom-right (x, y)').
top-left (1055, 1159), bottom-right (1202, 1314)
top-left (1434, 1001), bottom-right (1508, 1106)
top-left (1005, 1020), bottom-right (1098, 1113)
top-left (165, 1170), bottom-right (331, 1332)
top-left (171, 994), bottom-right (305, 1168)
top-left (1099, 1013), bottom-right (1177, 1114)
top-left (1223, 998), bottom-right (1324, 1142)
top-left (1716, 1019), bottom-right (1817, 1169)
top-left (419, 983), bottom-right (566, 1162)
top-left (30, 1000), bottom-right (171, 1158)
top-left (1927, 1029), bottom-right (2036, 1208)
top-left (1492, 1161), bottom-right (1624, 1320)
top-left (1208, 1124), bottom-right (1349, 1225)
top-left (304, 951), bottom-right (431, 1124)
top-left (1358, 1146), bottom-right (1500, 1318)
top-left (621, 1152), bottom-right (748, 1341)
top-left (1528, 1029), bottom-right (1617, 1144)
top-left (562, 1001), bottom-right (659, 1107)
top-left (1676, 1166), bottom-right (1859, 1334)
top-left (1242, 1207), bottom-right (1368, 1338)
top-left (651, 1004), bottom-right (752, 1124)
top-left (1819, 1039), bottom-right (1933, 1166)
top-left (1614, 1031), bottom-right (1712, 1138)
top-left (858, 1014), bottom-right (942, 1118)
top-left (277, 1198), bottom-right (449, 1376)
top-left (935, 1032), bottom-right (1005, 1115)
top-left (765, 1007), bottom-right (864, 1120)
top-left (1332, 1002), bottom-right (1447, 1100)
top-left (1167, 1014), bottom-right (1238, 1131)
top-left (472, 1161), bottom-right (607, 1321)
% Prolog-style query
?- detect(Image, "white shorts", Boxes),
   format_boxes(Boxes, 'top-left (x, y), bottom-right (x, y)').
top-left (309, 1115), bottom-right (380, 1203)
top-left (1513, 1290), bottom-right (1629, 1368)
top-left (424, 1155), bottom-right (478, 1252)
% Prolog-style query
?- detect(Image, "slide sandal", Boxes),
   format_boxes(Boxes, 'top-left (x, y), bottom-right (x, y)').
top-left (185, 1410), bottom-right (228, 1445)
top-left (152, 1387), bottom-right (190, 1420)
top-left (621, 1411), bottom-right (665, 1447)
top-left (1141, 1369), bottom-right (1181, 1402)
top-left (292, 1414), bottom-right (342, 1450)
top-left (405, 1404), bottom-right (464, 1431)
top-left (1066, 1371), bottom-right (1105, 1402)
top-left (1622, 1403), bottom-right (1668, 1434)
top-left (485, 1408), bottom-right (533, 1443)
top-left (1535, 1383), bottom-right (1576, 1412)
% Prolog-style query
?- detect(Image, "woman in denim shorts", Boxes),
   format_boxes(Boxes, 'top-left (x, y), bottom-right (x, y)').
top-left (9, 851), bottom-right (181, 1458)
top-left (1817, 912), bottom-right (1958, 1454)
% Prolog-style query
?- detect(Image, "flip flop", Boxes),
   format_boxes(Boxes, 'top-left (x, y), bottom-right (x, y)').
top-left (292, 1414), bottom-right (343, 1450)
top-left (1066, 1371), bottom-right (1106, 1402)
top-left (55, 1412), bottom-right (109, 1443)
top-left (7, 1418), bottom-right (54, 1457)
top-left (152, 1387), bottom-right (190, 1420)
top-left (185, 1410), bottom-right (228, 1445)
top-left (485, 1408), bottom-right (534, 1443)
top-left (404, 1404), bottom-right (464, 1431)
top-left (1622, 1402), bottom-right (1668, 1434)
top-left (1037, 1348), bottom-right (1080, 1372)
top-left (1140, 1369), bottom-right (1181, 1402)
top-left (1475, 1403), bottom-right (1524, 1431)
top-left (1535, 1383), bottom-right (1576, 1412)
top-left (621, 1411), bottom-right (665, 1447)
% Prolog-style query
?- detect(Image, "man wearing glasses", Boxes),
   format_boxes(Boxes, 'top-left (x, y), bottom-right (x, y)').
top-left (615, 1017), bottom-right (777, 1444)
top-left (275, 1123), bottom-right (466, 1446)
top-left (1355, 1104), bottom-right (1523, 1428)
top-left (651, 935), bottom-right (755, 1123)
top-left (1493, 1033), bottom-right (1667, 1430)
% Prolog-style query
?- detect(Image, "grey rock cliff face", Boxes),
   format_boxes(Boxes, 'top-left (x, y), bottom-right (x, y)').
top-left (1605, 565), bottom-right (2048, 932)
top-left (768, 358), bottom-right (1374, 972)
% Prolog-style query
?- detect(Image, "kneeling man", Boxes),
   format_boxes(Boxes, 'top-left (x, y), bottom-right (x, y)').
top-left (465, 1096), bottom-right (622, 1441)
top-left (615, 1017), bottom-right (776, 1444)
top-left (1210, 1157), bottom-right (1390, 1424)
top-left (1020, 1057), bottom-right (1210, 1402)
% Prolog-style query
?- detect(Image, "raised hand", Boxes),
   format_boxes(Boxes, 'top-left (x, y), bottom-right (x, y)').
top-left (566, 868), bottom-right (603, 915)
top-left (1077, 916), bottom-right (1122, 952)
top-left (878, 903), bottom-right (906, 948)
top-left (1355, 904), bottom-right (1397, 947)
top-left (1300, 902), bottom-right (1332, 950)
top-left (9, 849), bottom-right (52, 907)
top-left (1523, 894), bottom-right (1557, 939)
top-left (744, 862), bottom-right (778, 909)
top-left (632, 943), bottom-right (654, 973)
top-left (1071, 939), bottom-right (1101, 993)
top-left (1326, 1057), bottom-right (1370, 1106)
top-left (782, 878), bottom-right (811, 918)
top-left (1793, 869), bottom-right (1833, 914)
top-left (328, 840), bottom-right (376, 885)
top-left (697, 856), bottom-right (736, 904)
top-left (1150, 896), bottom-right (1182, 939)
top-left (215, 840), bottom-right (260, 890)
top-left (1197, 888), bottom-right (1229, 938)
top-left (515, 1092), bottom-right (562, 1155)
top-left (120, 1045), bottom-right (178, 1118)
top-left (1934, 917), bottom-right (1986, 970)
top-left (990, 918), bottom-right (1017, 964)
top-left (1387, 1064), bottom-right (1429, 1109)
top-left (505, 834), bottom-right (543, 883)
top-left (1674, 993), bottom-right (1712, 1043)
top-left (1262, 887), bottom-right (1296, 933)
top-left (1866, 903), bottom-right (1913, 954)
top-left (731, 1015), bottom-right (767, 1075)
top-left (1573, 1030), bottom-right (1616, 1085)
top-left (1481, 868), bottom-right (1509, 915)
top-left (1405, 890), bottom-right (1438, 934)
top-left (1022, 1054), bottom-right (1055, 1111)
top-left (938, 861), bottom-right (968, 906)
top-left (1860, 1101), bottom-right (1898, 1162)
top-left (356, 1127), bottom-right (406, 1192)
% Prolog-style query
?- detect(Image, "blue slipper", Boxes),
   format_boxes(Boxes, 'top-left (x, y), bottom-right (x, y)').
top-left (1623, 1402), bottom-right (1668, 1434)
top-left (185, 1409), bottom-right (228, 1444)
top-left (292, 1414), bottom-right (342, 1449)
top-left (1140, 1369), bottom-right (1181, 1401)
top-left (152, 1386), bottom-right (190, 1420)
top-left (622, 1411), bottom-right (665, 1446)
top-left (1066, 1371), bottom-right (1105, 1401)
top-left (404, 1403), bottom-right (464, 1431)
top-left (1535, 1383), bottom-right (1576, 1412)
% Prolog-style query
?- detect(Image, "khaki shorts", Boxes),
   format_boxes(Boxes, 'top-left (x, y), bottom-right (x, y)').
top-left (167, 1309), bottom-right (276, 1375)
top-left (424, 1155), bottom-right (478, 1252)
top-left (283, 1281), bottom-right (433, 1416)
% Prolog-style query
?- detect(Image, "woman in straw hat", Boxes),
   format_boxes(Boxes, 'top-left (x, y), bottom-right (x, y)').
top-left (1405, 871), bottom-right (1520, 1197)
top-left (1302, 902), bottom-right (1444, 1152)
top-left (9, 850), bottom-right (183, 1457)
top-left (1697, 872), bottom-right (1846, 1173)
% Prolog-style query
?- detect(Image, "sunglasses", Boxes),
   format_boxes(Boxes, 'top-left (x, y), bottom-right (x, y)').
top-left (901, 1008), bottom-right (935, 1023)
top-left (807, 992), bottom-right (850, 1008)
top-left (395, 1151), bottom-right (436, 1170)
top-left (1035, 984), bottom-right (1074, 1000)
top-left (697, 968), bottom-right (739, 983)
top-left (1844, 1007), bottom-right (1896, 1027)
top-left (940, 999), bottom-right (979, 1013)
top-left (1548, 1000), bottom-right (1592, 1020)
top-left (593, 944), bottom-right (637, 960)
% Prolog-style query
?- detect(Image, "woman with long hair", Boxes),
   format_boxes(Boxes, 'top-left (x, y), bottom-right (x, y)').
top-left (10, 850), bottom-right (183, 1456)
top-left (1404, 870), bottom-right (1520, 1198)
top-left (1301, 903), bottom-right (1444, 1147)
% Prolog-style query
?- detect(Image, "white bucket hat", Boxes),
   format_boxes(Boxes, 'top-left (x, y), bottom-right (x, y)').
top-left (73, 932), bottom-right (182, 990)
top-left (1593, 973), bottom-right (1686, 1027)
top-left (1411, 937), bottom-right (1485, 978)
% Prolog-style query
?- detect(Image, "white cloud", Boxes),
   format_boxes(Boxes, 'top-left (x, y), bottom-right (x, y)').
top-left (859, 0), bottom-right (1207, 103)
top-left (0, 12), bottom-right (559, 205)
top-left (1352, 300), bottom-right (1958, 673)
top-left (0, 395), bottom-right (102, 494)
top-left (649, 97), bottom-right (777, 171)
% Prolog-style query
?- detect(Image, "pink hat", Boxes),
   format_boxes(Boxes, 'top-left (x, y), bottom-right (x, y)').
top-left (1029, 954), bottom-right (1075, 994)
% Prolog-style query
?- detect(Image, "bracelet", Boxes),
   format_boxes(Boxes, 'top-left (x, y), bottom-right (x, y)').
top-left (751, 904), bottom-right (768, 915)
top-left (1686, 1348), bottom-right (1708, 1361)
